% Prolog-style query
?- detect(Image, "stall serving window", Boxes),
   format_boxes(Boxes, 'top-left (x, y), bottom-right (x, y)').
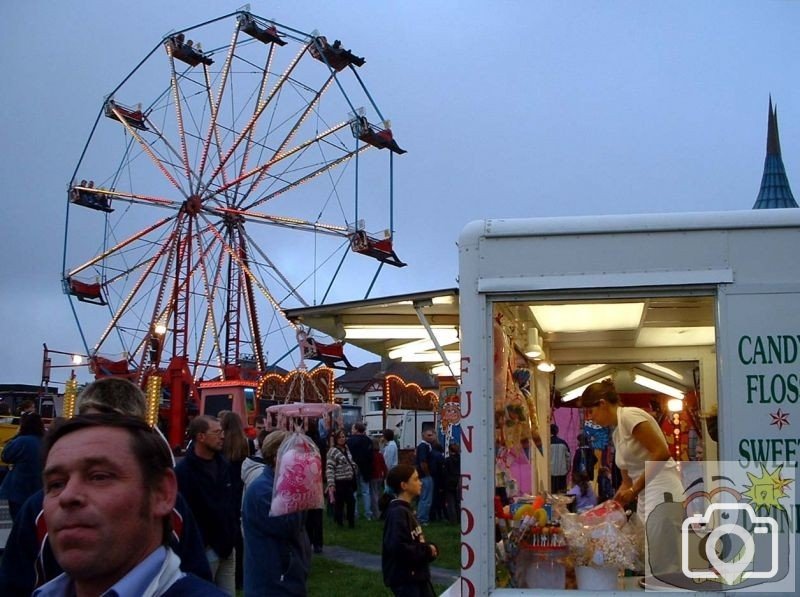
top-left (490, 292), bottom-right (717, 590)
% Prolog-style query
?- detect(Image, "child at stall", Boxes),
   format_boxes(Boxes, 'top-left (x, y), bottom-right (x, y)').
top-left (567, 470), bottom-right (598, 513)
top-left (381, 464), bottom-right (439, 597)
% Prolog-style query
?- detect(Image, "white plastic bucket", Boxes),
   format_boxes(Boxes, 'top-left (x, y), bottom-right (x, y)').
top-left (575, 565), bottom-right (619, 591)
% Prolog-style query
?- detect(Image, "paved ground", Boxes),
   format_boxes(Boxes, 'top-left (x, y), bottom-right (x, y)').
top-left (320, 545), bottom-right (459, 588)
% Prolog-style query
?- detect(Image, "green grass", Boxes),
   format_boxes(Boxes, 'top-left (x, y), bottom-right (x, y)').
top-left (235, 514), bottom-right (459, 596)
top-left (309, 556), bottom-right (451, 596)
top-left (309, 556), bottom-right (394, 595)
top-left (322, 512), bottom-right (461, 570)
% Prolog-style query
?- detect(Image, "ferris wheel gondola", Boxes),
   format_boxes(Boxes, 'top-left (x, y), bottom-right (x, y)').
top-left (62, 11), bottom-right (404, 445)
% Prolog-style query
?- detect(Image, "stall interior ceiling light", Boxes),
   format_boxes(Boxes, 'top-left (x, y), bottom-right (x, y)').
top-left (530, 302), bottom-right (644, 333)
top-left (667, 398), bottom-right (684, 412)
top-left (561, 374), bottom-right (613, 402)
top-left (537, 361), bottom-right (556, 373)
top-left (561, 382), bottom-right (595, 403)
top-left (344, 325), bottom-right (457, 339)
top-left (561, 363), bottom-right (608, 385)
top-left (641, 362), bottom-right (685, 381)
top-left (631, 370), bottom-right (686, 399)
top-left (636, 326), bottom-right (715, 347)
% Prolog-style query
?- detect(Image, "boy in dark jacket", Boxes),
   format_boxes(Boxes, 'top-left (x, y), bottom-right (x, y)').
top-left (381, 464), bottom-right (438, 596)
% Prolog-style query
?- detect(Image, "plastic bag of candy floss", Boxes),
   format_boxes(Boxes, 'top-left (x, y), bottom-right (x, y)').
top-left (269, 431), bottom-right (324, 516)
top-left (577, 499), bottom-right (627, 529)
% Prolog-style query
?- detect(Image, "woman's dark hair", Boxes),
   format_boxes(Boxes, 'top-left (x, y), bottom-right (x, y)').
top-left (220, 411), bottom-right (249, 462)
top-left (19, 412), bottom-right (45, 437)
top-left (379, 464), bottom-right (418, 515)
top-left (579, 378), bottom-right (620, 407)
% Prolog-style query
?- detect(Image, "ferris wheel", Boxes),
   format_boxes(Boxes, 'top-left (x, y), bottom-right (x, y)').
top-left (62, 11), bottom-right (405, 393)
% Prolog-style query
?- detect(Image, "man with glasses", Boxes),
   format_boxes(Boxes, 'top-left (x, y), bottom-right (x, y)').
top-left (175, 416), bottom-right (238, 595)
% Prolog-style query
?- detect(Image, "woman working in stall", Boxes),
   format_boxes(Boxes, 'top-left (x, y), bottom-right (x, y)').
top-left (578, 379), bottom-right (684, 580)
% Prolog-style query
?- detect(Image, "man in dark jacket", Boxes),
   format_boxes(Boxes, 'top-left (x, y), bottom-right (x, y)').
top-left (346, 422), bottom-right (374, 520)
top-left (175, 416), bottom-right (238, 596)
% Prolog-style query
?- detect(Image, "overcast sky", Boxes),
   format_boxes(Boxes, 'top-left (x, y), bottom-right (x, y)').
top-left (1, 1), bottom-right (798, 388)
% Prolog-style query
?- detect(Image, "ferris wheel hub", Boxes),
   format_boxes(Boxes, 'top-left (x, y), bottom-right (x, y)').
top-left (183, 194), bottom-right (202, 216)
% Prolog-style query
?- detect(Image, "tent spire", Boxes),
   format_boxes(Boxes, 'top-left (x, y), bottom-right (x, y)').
top-left (753, 96), bottom-right (796, 209)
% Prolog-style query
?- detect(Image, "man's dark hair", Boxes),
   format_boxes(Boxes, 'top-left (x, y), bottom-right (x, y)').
top-left (186, 415), bottom-right (215, 440)
top-left (383, 428), bottom-right (395, 441)
top-left (550, 423), bottom-right (559, 436)
top-left (43, 414), bottom-right (174, 543)
top-left (354, 421), bottom-right (366, 434)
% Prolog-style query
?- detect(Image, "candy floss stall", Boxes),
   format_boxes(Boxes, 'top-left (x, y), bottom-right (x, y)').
top-left (453, 304), bottom-right (643, 594)
top-left (454, 211), bottom-right (800, 595)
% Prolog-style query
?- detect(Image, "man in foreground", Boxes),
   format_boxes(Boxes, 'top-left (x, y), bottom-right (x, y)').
top-left (34, 414), bottom-right (223, 596)
top-left (0, 378), bottom-right (210, 596)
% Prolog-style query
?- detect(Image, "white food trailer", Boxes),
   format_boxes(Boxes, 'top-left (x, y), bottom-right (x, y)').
top-left (456, 209), bottom-right (799, 595)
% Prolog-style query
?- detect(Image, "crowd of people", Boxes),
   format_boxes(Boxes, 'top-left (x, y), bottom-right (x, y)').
top-left (0, 382), bottom-right (457, 596)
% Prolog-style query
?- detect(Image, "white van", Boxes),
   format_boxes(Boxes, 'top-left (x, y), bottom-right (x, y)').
top-left (364, 408), bottom-right (436, 449)
top-left (457, 209), bottom-right (800, 595)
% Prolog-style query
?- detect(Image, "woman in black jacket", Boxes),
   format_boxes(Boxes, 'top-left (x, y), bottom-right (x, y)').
top-left (381, 464), bottom-right (438, 597)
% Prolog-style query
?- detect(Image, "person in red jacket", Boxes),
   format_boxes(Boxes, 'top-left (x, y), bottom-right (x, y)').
top-left (369, 437), bottom-right (388, 519)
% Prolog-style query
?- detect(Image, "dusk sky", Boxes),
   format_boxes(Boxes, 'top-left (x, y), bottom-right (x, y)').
top-left (1, 1), bottom-right (798, 389)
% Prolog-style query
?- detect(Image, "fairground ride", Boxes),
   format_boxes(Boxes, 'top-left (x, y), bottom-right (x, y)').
top-left (61, 11), bottom-right (405, 447)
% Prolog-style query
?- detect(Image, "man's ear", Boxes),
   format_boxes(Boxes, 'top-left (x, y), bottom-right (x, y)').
top-left (151, 469), bottom-right (178, 518)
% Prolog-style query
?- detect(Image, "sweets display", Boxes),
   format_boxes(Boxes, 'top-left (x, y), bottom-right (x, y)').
top-left (496, 493), bottom-right (644, 589)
